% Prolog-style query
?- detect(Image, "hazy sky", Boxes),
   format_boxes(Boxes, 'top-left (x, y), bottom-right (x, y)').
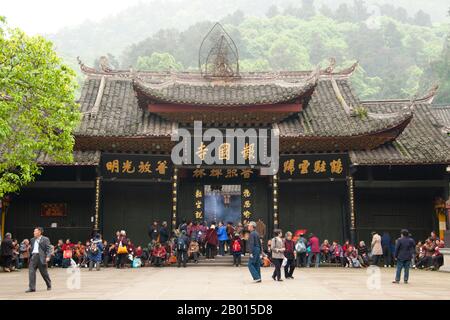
top-left (2, 0), bottom-right (145, 34)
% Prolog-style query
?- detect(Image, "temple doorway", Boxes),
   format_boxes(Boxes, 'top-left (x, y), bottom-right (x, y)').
top-left (204, 185), bottom-right (241, 225)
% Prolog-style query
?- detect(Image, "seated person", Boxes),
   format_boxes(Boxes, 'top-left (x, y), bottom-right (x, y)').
top-left (320, 240), bottom-right (330, 263)
top-left (431, 240), bottom-right (444, 270)
top-left (357, 241), bottom-right (369, 267)
top-left (152, 243), bottom-right (167, 267)
top-left (329, 241), bottom-right (343, 265)
top-left (188, 240), bottom-right (200, 263)
top-left (416, 239), bottom-right (434, 269)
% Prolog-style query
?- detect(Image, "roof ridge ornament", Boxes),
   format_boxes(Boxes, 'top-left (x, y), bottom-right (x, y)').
top-left (199, 22), bottom-right (240, 79)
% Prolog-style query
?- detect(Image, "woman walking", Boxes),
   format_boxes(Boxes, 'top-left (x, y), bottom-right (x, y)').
top-left (284, 231), bottom-right (296, 279)
top-left (271, 229), bottom-right (285, 281)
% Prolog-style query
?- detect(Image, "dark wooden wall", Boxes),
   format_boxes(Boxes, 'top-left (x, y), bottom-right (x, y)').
top-left (278, 182), bottom-right (347, 242)
top-left (355, 187), bottom-right (437, 245)
top-left (6, 187), bottom-right (94, 243)
top-left (101, 182), bottom-right (171, 246)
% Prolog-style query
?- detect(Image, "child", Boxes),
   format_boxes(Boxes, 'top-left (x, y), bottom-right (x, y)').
top-left (231, 233), bottom-right (242, 267)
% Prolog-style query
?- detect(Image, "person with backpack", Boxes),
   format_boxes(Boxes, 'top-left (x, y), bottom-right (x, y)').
top-left (176, 230), bottom-right (189, 268)
top-left (295, 233), bottom-right (307, 267)
top-left (231, 233), bottom-right (242, 267)
top-left (284, 231), bottom-right (295, 279)
top-left (88, 234), bottom-right (103, 271)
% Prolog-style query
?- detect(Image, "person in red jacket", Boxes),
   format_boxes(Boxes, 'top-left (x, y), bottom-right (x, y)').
top-left (152, 243), bottom-right (167, 267)
top-left (205, 224), bottom-right (218, 260)
top-left (307, 233), bottom-right (320, 268)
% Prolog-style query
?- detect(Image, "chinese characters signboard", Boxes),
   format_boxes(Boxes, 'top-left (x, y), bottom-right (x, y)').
top-left (101, 153), bottom-right (173, 180)
top-left (193, 188), bottom-right (204, 221)
top-left (41, 203), bottom-right (67, 217)
top-left (241, 184), bottom-right (254, 220)
top-left (186, 168), bottom-right (258, 183)
top-left (279, 154), bottom-right (349, 180)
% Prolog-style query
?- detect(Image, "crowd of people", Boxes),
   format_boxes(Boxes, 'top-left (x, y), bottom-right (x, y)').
top-left (0, 219), bottom-right (446, 274)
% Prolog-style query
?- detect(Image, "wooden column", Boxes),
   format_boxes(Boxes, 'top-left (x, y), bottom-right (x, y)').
top-left (171, 167), bottom-right (179, 229)
top-left (93, 175), bottom-right (101, 232)
top-left (347, 175), bottom-right (356, 244)
top-left (273, 174), bottom-right (279, 229)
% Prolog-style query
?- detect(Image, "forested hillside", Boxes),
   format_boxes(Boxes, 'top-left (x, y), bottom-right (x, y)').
top-left (51, 0), bottom-right (450, 103)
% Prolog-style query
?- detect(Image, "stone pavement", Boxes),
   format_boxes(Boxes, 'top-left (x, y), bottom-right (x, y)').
top-left (0, 266), bottom-right (449, 300)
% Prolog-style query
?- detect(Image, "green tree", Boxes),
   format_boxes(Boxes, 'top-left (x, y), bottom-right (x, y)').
top-left (0, 17), bottom-right (80, 196)
top-left (136, 52), bottom-right (183, 71)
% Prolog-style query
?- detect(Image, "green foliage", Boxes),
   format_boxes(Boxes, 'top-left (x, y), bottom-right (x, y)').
top-left (136, 52), bottom-right (183, 71)
top-left (0, 19), bottom-right (81, 196)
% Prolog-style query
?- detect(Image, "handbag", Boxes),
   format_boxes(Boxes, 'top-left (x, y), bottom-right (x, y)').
top-left (63, 249), bottom-right (72, 259)
top-left (117, 242), bottom-right (128, 254)
top-left (282, 257), bottom-right (288, 267)
top-left (168, 255), bottom-right (177, 264)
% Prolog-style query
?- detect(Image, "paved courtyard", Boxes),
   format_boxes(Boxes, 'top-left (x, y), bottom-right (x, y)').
top-left (0, 266), bottom-right (449, 300)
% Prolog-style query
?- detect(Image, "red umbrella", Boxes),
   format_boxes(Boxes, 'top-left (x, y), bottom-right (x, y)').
top-left (293, 229), bottom-right (308, 242)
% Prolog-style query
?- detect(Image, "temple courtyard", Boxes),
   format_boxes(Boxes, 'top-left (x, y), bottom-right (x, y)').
top-left (0, 266), bottom-right (449, 300)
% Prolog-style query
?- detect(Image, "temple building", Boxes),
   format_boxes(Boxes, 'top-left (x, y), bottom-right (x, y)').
top-left (3, 24), bottom-right (450, 246)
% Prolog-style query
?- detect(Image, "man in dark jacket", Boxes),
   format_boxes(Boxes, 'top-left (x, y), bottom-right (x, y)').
top-left (159, 221), bottom-right (169, 244)
top-left (1, 233), bottom-right (14, 272)
top-left (393, 229), bottom-right (416, 284)
top-left (247, 221), bottom-right (262, 283)
top-left (27, 227), bottom-right (52, 292)
top-left (148, 221), bottom-right (159, 242)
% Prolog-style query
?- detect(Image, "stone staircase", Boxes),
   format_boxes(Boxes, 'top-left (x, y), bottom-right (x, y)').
top-left (172, 254), bottom-right (342, 267)
top-left (181, 254), bottom-right (250, 267)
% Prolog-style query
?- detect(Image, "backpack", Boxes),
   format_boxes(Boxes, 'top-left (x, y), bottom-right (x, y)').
top-left (177, 237), bottom-right (188, 251)
top-left (295, 240), bottom-right (306, 253)
top-left (90, 242), bottom-right (99, 255)
top-left (232, 240), bottom-right (241, 253)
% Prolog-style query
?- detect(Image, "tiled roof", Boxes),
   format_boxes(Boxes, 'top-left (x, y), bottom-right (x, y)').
top-left (349, 102), bottom-right (450, 165)
top-left (133, 75), bottom-right (318, 106)
top-left (37, 150), bottom-right (101, 166)
top-left (75, 78), bottom-right (173, 137)
top-left (431, 105), bottom-right (450, 134)
top-left (277, 79), bottom-right (413, 138)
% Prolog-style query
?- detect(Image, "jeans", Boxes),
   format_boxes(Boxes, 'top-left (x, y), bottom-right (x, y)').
top-left (177, 250), bottom-right (187, 267)
top-left (247, 247), bottom-right (261, 280)
top-left (296, 252), bottom-right (306, 267)
top-left (395, 259), bottom-right (411, 282)
top-left (307, 252), bottom-right (320, 267)
top-left (219, 240), bottom-right (226, 256)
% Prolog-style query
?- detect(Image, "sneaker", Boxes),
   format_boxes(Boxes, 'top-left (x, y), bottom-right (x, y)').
top-left (392, 280), bottom-right (399, 284)
top-left (254, 279), bottom-right (262, 283)
top-left (404, 281), bottom-right (408, 284)
top-left (384, 265), bottom-right (387, 268)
